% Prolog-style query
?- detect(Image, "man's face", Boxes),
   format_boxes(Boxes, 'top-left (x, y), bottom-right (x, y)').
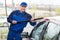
top-left (20, 6), bottom-right (26, 12)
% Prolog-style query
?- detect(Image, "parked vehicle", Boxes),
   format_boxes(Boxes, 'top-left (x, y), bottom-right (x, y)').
top-left (21, 16), bottom-right (60, 40)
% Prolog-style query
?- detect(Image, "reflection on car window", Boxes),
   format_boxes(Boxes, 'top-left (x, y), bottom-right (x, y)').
top-left (32, 21), bottom-right (47, 40)
top-left (31, 21), bottom-right (60, 40)
top-left (44, 22), bottom-right (60, 40)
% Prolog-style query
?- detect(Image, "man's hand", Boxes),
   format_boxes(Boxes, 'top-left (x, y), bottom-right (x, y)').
top-left (12, 20), bottom-right (17, 24)
top-left (31, 18), bottom-right (35, 22)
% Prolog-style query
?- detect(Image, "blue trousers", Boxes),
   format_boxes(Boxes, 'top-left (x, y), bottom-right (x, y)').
top-left (7, 30), bottom-right (22, 40)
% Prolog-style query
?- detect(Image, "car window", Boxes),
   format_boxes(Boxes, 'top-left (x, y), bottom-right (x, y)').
top-left (31, 21), bottom-right (48, 40)
top-left (44, 22), bottom-right (60, 40)
top-left (31, 21), bottom-right (60, 40)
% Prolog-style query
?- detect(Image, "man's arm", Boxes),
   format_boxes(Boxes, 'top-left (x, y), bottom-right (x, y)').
top-left (28, 14), bottom-right (36, 26)
top-left (7, 12), bottom-right (13, 23)
top-left (30, 18), bottom-right (36, 26)
top-left (7, 11), bottom-right (17, 24)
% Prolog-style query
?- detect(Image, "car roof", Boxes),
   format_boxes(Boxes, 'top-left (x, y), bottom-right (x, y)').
top-left (45, 16), bottom-right (60, 21)
top-left (45, 16), bottom-right (60, 26)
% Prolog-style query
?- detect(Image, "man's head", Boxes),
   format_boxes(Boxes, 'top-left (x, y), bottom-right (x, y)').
top-left (20, 2), bottom-right (27, 12)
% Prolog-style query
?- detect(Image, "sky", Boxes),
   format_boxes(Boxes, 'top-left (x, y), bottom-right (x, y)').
top-left (13, 0), bottom-right (60, 5)
top-left (11, 0), bottom-right (60, 5)
top-left (0, 0), bottom-right (60, 5)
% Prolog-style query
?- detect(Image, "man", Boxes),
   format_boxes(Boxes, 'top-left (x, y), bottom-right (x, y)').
top-left (7, 2), bottom-right (36, 40)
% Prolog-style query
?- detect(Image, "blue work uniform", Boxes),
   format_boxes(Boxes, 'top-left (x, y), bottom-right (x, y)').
top-left (7, 10), bottom-right (36, 40)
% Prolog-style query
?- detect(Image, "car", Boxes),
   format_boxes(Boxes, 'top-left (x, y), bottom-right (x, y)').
top-left (21, 16), bottom-right (60, 40)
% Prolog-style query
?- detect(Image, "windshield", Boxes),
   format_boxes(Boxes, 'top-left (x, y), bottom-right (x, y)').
top-left (31, 21), bottom-right (48, 40)
top-left (31, 21), bottom-right (60, 40)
